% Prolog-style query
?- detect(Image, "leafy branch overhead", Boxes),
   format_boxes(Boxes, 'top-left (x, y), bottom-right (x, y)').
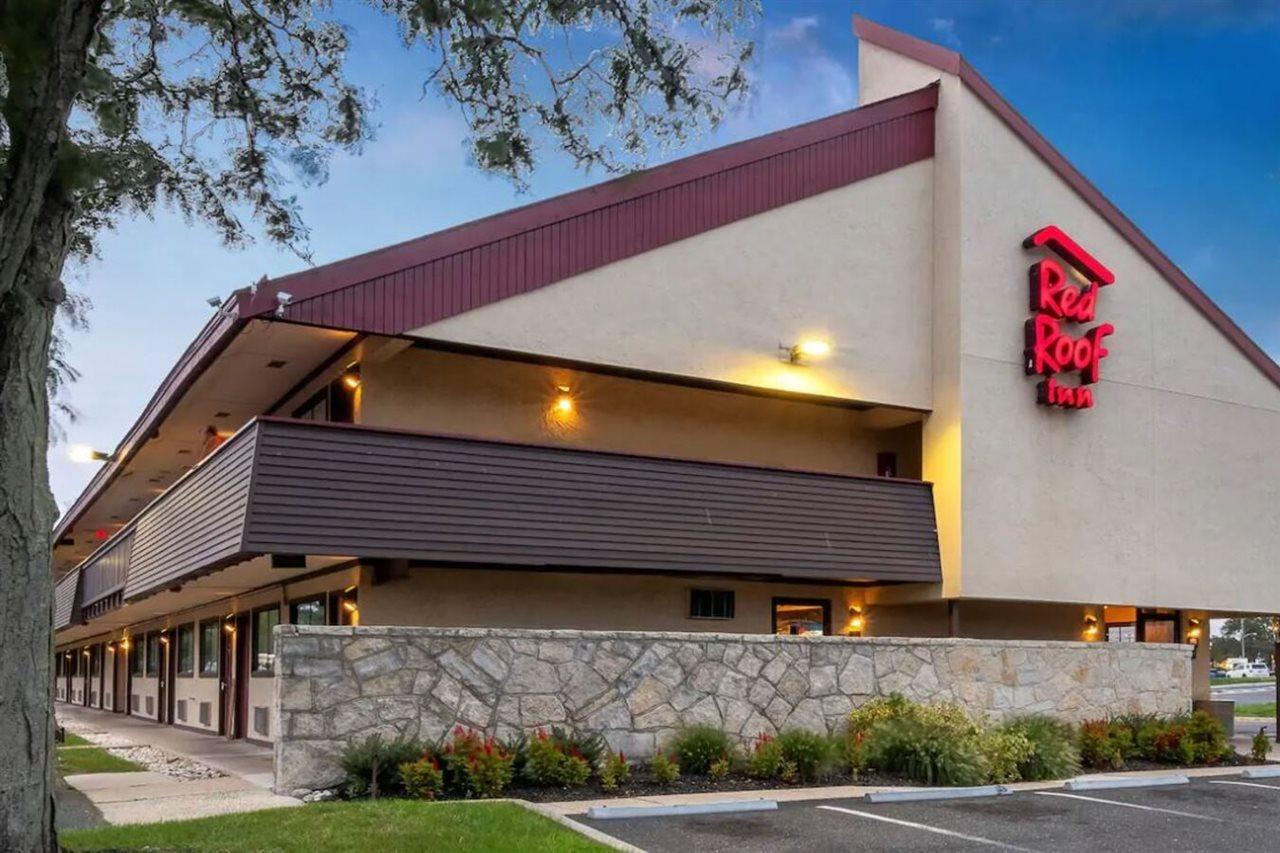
top-left (2, 0), bottom-right (757, 267)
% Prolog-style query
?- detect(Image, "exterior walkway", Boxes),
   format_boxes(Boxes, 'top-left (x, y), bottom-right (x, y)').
top-left (56, 703), bottom-right (300, 827)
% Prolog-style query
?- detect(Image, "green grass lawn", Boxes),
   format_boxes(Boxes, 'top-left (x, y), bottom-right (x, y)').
top-left (57, 745), bottom-right (144, 776)
top-left (1211, 676), bottom-right (1276, 685)
top-left (61, 732), bottom-right (91, 747)
top-left (1236, 702), bottom-right (1277, 718)
top-left (61, 801), bottom-right (607, 853)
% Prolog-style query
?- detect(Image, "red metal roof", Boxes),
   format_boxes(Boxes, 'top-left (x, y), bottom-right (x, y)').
top-left (239, 84), bottom-right (939, 333)
top-left (854, 16), bottom-right (1280, 391)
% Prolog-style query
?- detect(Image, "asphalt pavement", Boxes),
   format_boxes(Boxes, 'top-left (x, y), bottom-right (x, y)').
top-left (1212, 680), bottom-right (1275, 707)
top-left (578, 775), bottom-right (1280, 852)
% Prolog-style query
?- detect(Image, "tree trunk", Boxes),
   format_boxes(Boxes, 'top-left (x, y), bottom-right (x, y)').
top-left (0, 285), bottom-right (60, 853)
top-left (0, 2), bottom-right (105, 849)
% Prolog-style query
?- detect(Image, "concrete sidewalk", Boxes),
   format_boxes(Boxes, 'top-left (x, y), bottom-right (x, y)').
top-left (56, 703), bottom-right (300, 827)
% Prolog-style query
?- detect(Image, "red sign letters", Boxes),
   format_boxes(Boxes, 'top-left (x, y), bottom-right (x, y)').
top-left (1023, 226), bottom-right (1115, 409)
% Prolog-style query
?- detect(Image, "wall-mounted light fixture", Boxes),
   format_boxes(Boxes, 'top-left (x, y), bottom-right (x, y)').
top-left (68, 444), bottom-right (112, 463)
top-left (1186, 617), bottom-right (1202, 657)
top-left (848, 606), bottom-right (865, 636)
top-left (223, 617), bottom-right (236, 634)
top-left (553, 385), bottom-right (574, 415)
top-left (780, 338), bottom-right (832, 365)
top-left (1083, 614), bottom-right (1100, 641)
top-left (341, 363), bottom-right (362, 390)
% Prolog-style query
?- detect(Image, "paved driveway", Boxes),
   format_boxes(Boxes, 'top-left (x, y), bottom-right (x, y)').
top-left (579, 776), bottom-right (1280, 852)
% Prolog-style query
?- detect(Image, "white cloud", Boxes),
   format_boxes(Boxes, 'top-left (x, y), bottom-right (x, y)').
top-left (928, 17), bottom-right (962, 48)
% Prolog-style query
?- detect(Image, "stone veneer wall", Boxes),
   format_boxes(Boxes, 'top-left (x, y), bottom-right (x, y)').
top-left (273, 626), bottom-right (1191, 794)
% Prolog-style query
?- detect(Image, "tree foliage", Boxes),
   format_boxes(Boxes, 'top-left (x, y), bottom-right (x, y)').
top-left (0, 3), bottom-right (755, 849)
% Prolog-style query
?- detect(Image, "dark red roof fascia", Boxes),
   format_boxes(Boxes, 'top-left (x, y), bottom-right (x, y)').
top-left (239, 84), bottom-right (939, 326)
top-left (52, 300), bottom-right (249, 544)
top-left (853, 16), bottom-right (1280, 390)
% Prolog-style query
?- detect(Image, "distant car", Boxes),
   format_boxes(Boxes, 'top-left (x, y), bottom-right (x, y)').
top-left (1225, 662), bottom-right (1272, 678)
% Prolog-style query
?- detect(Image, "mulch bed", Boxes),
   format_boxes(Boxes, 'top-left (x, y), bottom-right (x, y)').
top-left (506, 768), bottom-right (918, 803)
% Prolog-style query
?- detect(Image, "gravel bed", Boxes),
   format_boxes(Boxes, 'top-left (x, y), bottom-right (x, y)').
top-left (105, 745), bottom-right (226, 781)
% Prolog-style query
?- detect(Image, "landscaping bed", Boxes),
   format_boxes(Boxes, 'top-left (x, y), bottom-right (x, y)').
top-left (330, 696), bottom-right (1267, 804)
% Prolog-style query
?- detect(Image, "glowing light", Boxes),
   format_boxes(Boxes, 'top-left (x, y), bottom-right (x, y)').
top-left (69, 444), bottom-right (109, 463)
top-left (554, 395), bottom-right (574, 414)
top-left (341, 364), bottom-right (362, 390)
top-left (783, 338), bottom-right (833, 365)
top-left (1083, 615), bottom-right (1100, 640)
top-left (342, 600), bottom-right (358, 613)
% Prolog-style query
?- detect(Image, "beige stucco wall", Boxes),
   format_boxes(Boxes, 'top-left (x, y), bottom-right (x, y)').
top-left (361, 564), bottom-right (862, 635)
top-left (860, 41), bottom-right (1280, 614)
top-left (360, 347), bottom-right (922, 478)
top-left (404, 160), bottom-right (936, 412)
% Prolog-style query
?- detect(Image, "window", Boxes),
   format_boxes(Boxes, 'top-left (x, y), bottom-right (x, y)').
top-left (1107, 625), bottom-right (1136, 643)
top-left (130, 640), bottom-right (144, 676)
top-left (252, 607), bottom-right (280, 674)
top-left (876, 452), bottom-right (899, 478)
top-left (90, 645), bottom-right (102, 678)
top-left (199, 622), bottom-right (219, 677)
top-left (772, 598), bottom-right (831, 636)
top-left (689, 589), bottom-right (735, 620)
top-left (290, 595), bottom-right (327, 626)
top-left (145, 633), bottom-right (160, 677)
top-left (329, 587), bottom-right (359, 626)
top-left (176, 624), bottom-right (195, 676)
top-left (291, 376), bottom-right (355, 424)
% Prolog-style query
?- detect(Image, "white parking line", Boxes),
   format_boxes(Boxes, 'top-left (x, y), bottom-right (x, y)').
top-left (1034, 791), bottom-right (1222, 821)
top-left (816, 804), bottom-right (1039, 851)
top-left (1209, 780), bottom-right (1280, 792)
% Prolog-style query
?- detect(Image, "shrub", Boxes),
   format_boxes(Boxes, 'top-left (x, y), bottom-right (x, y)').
top-left (1252, 727), bottom-right (1271, 763)
top-left (544, 726), bottom-right (608, 769)
top-left (670, 725), bottom-right (732, 776)
top-left (599, 751), bottom-right (632, 792)
top-left (650, 751), bottom-right (680, 784)
top-left (863, 717), bottom-right (987, 787)
top-left (1000, 715), bottom-right (1080, 781)
top-left (339, 733), bottom-right (424, 799)
top-left (1185, 711), bottom-right (1230, 765)
top-left (523, 729), bottom-right (592, 788)
top-left (708, 756), bottom-right (732, 780)
top-left (745, 733), bottom-right (791, 781)
top-left (398, 755), bottom-right (444, 800)
top-left (1078, 720), bottom-right (1125, 771)
top-left (439, 727), bottom-right (515, 798)
top-left (776, 729), bottom-right (835, 782)
top-left (977, 729), bottom-right (1034, 783)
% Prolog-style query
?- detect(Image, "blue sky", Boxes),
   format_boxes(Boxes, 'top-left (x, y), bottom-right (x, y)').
top-left (51, 0), bottom-right (1280, 511)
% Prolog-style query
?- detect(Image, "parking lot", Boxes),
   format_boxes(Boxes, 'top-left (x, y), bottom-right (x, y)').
top-left (577, 775), bottom-right (1280, 852)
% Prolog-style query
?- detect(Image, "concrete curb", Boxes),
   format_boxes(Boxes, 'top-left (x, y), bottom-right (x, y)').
top-left (1064, 774), bottom-right (1189, 791)
top-left (865, 785), bottom-right (1011, 803)
top-left (1241, 766), bottom-right (1280, 779)
top-left (586, 799), bottom-right (778, 820)
top-left (516, 801), bottom-right (647, 853)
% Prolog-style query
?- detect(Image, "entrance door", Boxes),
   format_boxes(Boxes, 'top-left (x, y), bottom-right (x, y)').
top-left (219, 620), bottom-right (234, 737)
top-left (156, 634), bottom-right (172, 724)
top-left (220, 615), bottom-right (251, 739)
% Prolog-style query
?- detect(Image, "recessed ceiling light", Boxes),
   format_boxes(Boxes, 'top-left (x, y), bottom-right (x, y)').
top-left (266, 359), bottom-right (287, 369)
top-left (214, 411), bottom-right (230, 418)
top-left (177, 449), bottom-right (191, 455)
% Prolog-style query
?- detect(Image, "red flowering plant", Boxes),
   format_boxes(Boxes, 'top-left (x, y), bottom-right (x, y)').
top-left (440, 726), bottom-right (515, 798)
top-left (523, 727), bottom-right (592, 787)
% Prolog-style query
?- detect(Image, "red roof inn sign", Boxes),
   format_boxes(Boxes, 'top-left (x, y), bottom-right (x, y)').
top-left (1023, 226), bottom-right (1115, 409)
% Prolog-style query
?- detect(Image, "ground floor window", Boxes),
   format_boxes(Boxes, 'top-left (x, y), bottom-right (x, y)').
top-left (689, 589), bottom-right (735, 620)
top-left (176, 624), bottom-right (195, 676)
top-left (252, 607), bottom-right (280, 674)
top-left (290, 595), bottom-right (326, 626)
top-left (772, 598), bottom-right (831, 636)
top-left (130, 639), bottom-right (144, 676)
top-left (199, 621), bottom-right (219, 676)
top-left (145, 632), bottom-right (160, 677)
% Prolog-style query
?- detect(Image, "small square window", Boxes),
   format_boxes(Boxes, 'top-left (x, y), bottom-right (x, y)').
top-left (689, 589), bottom-right (735, 620)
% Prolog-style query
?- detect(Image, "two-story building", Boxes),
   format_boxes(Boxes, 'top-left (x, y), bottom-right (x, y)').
top-left (54, 19), bottom-right (1280, 745)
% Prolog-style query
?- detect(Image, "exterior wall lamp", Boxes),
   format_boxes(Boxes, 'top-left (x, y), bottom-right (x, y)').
top-left (341, 363), bottom-right (362, 390)
top-left (1186, 617), bottom-right (1202, 657)
top-left (68, 444), bottom-right (112, 463)
top-left (1082, 614), bottom-right (1100, 641)
top-left (780, 339), bottom-right (832, 365)
top-left (848, 606), bottom-right (865, 636)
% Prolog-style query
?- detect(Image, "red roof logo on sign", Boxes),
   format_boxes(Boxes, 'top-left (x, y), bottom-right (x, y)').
top-left (1023, 226), bottom-right (1116, 409)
